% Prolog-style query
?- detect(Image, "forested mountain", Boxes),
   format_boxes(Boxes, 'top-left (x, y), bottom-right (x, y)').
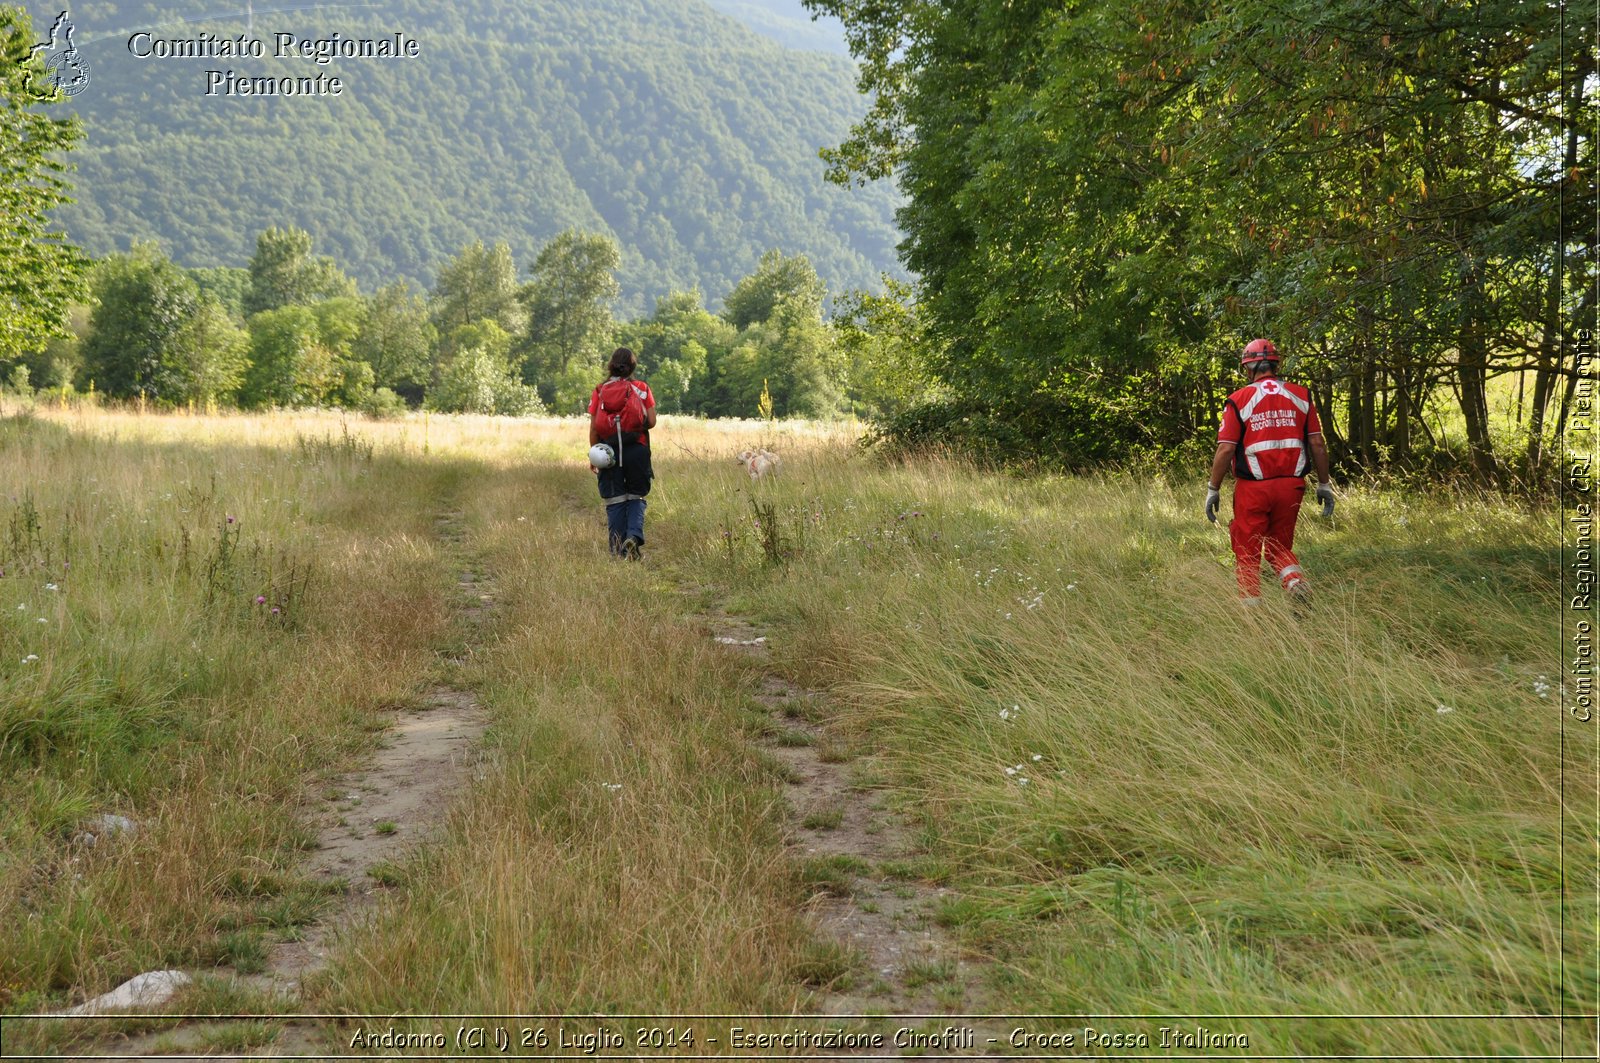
top-left (23, 0), bottom-right (899, 314)
top-left (701, 0), bottom-right (846, 53)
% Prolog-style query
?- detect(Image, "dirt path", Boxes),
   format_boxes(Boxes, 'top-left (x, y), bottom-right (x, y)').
top-left (710, 612), bottom-right (993, 1039)
top-left (91, 512), bottom-right (493, 1060)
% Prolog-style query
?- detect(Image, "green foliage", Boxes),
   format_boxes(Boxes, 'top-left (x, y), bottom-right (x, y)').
top-left (188, 266), bottom-right (249, 320)
top-left (241, 305), bottom-right (336, 408)
top-left (712, 251), bottom-right (844, 417)
top-left (427, 346), bottom-right (544, 416)
top-left (722, 249), bottom-right (826, 330)
top-left (834, 277), bottom-right (935, 418)
top-left (616, 289), bottom-right (733, 414)
top-left (814, 0), bottom-right (1594, 478)
top-left (80, 244), bottom-right (200, 400)
top-left (167, 298), bottom-right (250, 406)
top-left (42, 0), bottom-right (904, 314)
top-left (354, 282), bottom-right (434, 404)
top-left (429, 241), bottom-right (527, 355)
top-left (0, 7), bottom-right (86, 364)
top-left (360, 386), bottom-right (409, 419)
top-left (518, 229), bottom-right (620, 399)
top-left (243, 226), bottom-right (357, 317)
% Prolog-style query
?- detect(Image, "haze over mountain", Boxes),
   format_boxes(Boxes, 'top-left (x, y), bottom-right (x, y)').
top-left (24, 0), bottom-right (898, 313)
top-left (701, 0), bottom-right (847, 53)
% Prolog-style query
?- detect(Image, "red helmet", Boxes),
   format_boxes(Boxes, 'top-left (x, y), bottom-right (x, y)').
top-left (1241, 338), bottom-right (1279, 368)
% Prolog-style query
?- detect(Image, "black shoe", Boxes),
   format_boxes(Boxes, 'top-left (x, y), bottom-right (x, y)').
top-left (622, 537), bottom-right (641, 561)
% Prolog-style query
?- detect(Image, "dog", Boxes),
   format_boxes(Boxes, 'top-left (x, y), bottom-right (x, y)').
top-left (736, 448), bottom-right (781, 480)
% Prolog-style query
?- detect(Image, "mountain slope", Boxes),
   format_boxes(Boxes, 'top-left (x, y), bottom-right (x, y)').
top-left (26, 0), bottom-right (899, 313)
top-left (701, 0), bottom-right (848, 53)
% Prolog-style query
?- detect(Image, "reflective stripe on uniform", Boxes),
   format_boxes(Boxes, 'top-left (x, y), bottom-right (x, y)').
top-left (1277, 564), bottom-right (1303, 580)
top-left (604, 493), bottom-right (647, 507)
top-left (1239, 380), bottom-right (1311, 421)
top-left (1244, 437), bottom-right (1308, 478)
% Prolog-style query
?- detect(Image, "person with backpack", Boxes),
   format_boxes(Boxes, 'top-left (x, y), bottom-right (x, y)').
top-left (1205, 338), bottom-right (1335, 604)
top-left (588, 347), bottom-right (657, 559)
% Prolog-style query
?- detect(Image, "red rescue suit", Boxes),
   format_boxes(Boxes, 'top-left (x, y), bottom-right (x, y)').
top-left (1217, 376), bottom-right (1322, 598)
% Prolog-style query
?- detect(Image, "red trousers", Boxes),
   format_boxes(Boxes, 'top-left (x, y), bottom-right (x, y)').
top-left (1229, 478), bottom-right (1307, 598)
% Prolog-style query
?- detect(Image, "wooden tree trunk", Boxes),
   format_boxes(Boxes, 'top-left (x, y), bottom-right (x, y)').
top-left (1458, 256), bottom-right (1499, 484)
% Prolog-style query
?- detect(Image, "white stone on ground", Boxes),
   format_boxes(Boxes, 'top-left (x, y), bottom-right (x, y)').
top-left (59, 970), bottom-right (191, 1015)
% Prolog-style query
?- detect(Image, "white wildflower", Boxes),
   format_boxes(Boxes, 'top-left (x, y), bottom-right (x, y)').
top-left (22, 654), bottom-right (38, 663)
top-left (1435, 704), bottom-right (1454, 714)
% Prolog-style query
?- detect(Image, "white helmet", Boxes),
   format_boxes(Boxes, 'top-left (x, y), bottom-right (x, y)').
top-left (588, 443), bottom-right (616, 469)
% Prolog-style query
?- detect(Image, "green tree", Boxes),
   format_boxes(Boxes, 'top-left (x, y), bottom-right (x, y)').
top-left (80, 244), bottom-right (200, 400)
top-left (616, 289), bottom-right (734, 414)
top-left (243, 226), bottom-right (357, 317)
top-left (836, 277), bottom-right (935, 418)
top-left (167, 297), bottom-right (249, 406)
top-left (355, 282), bottom-right (434, 404)
top-left (0, 8), bottom-right (87, 363)
top-left (188, 266), bottom-right (249, 320)
top-left (721, 249), bottom-right (826, 330)
top-left (427, 345), bottom-right (543, 416)
top-left (430, 240), bottom-right (527, 347)
top-left (810, 0), bottom-right (1594, 474)
top-left (241, 305), bottom-right (336, 408)
top-left (518, 229), bottom-right (621, 400)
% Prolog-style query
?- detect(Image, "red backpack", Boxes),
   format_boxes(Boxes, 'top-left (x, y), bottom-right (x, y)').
top-left (591, 377), bottom-right (649, 452)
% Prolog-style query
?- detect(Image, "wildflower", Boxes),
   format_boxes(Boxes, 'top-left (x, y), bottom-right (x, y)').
top-left (15, 604), bottom-right (23, 611)
top-left (1003, 766), bottom-right (1018, 776)
top-left (1533, 675), bottom-right (1552, 699)
top-left (1031, 754), bottom-right (1043, 762)
top-left (271, 606), bottom-right (281, 615)
top-left (1066, 583), bottom-right (1078, 591)
top-left (22, 653), bottom-right (38, 662)
top-left (255, 595), bottom-right (266, 605)
top-left (44, 583), bottom-right (57, 591)
top-left (36, 618), bottom-right (46, 624)
top-left (601, 782), bottom-right (623, 792)
top-left (1017, 777), bottom-right (1030, 786)
top-left (225, 515), bottom-right (235, 524)
top-left (1435, 703), bottom-right (1454, 714)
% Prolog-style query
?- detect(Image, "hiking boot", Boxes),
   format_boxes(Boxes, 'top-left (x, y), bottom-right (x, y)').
top-left (622, 537), bottom-right (642, 561)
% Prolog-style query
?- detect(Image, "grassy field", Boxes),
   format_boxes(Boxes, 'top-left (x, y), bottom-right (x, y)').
top-left (0, 405), bottom-right (1590, 1057)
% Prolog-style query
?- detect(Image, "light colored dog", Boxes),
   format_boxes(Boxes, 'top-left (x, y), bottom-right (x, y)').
top-left (736, 448), bottom-right (781, 480)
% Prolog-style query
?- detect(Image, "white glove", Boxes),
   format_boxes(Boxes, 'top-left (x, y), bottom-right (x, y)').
top-left (1205, 486), bottom-right (1220, 523)
top-left (1316, 481), bottom-right (1335, 518)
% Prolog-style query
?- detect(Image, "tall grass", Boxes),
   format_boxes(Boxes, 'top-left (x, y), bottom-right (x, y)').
top-left (1, 405), bottom-right (1583, 1058)
top-left (315, 459), bottom-right (812, 1018)
top-left (661, 446), bottom-right (1592, 1054)
top-left (0, 408), bottom-right (458, 1020)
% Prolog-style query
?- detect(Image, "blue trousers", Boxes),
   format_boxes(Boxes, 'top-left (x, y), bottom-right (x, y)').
top-left (605, 497), bottom-right (646, 555)
top-left (598, 442), bottom-right (651, 555)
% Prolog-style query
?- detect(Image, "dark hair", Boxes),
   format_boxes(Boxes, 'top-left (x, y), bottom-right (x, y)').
top-left (607, 347), bottom-right (637, 378)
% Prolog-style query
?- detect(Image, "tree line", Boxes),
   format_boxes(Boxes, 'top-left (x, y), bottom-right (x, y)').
top-left (13, 224), bottom-right (921, 421)
top-left (808, 0), bottom-right (1594, 482)
top-left (39, 0), bottom-right (901, 315)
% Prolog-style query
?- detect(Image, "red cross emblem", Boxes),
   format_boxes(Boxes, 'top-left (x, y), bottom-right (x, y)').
top-left (1260, 380), bottom-right (1281, 394)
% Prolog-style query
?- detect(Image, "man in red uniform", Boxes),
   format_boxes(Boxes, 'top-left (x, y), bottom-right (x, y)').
top-left (1205, 338), bottom-right (1335, 603)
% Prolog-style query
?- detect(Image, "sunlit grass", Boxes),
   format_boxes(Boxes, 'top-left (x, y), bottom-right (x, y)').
top-left (0, 403), bottom-right (1583, 1058)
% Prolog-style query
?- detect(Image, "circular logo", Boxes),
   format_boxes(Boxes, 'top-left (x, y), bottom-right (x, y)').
top-left (43, 49), bottom-right (90, 96)
top-left (1260, 380), bottom-right (1281, 394)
